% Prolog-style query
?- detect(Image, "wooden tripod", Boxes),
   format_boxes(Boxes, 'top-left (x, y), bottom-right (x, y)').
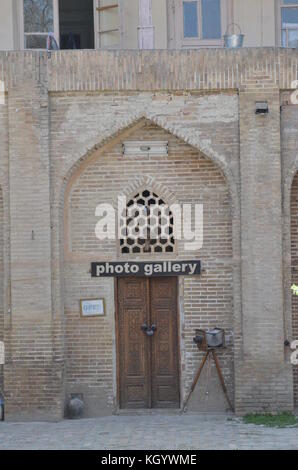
top-left (182, 348), bottom-right (234, 412)
top-left (0, 365), bottom-right (4, 421)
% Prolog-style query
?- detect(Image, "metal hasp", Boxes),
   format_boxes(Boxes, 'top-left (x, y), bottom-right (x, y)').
top-left (141, 323), bottom-right (157, 337)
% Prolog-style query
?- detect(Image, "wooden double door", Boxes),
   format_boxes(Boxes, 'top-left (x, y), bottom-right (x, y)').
top-left (117, 277), bottom-right (180, 409)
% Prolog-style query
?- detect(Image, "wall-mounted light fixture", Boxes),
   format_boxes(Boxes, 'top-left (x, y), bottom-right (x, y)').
top-left (122, 141), bottom-right (168, 157)
top-left (255, 101), bottom-right (269, 115)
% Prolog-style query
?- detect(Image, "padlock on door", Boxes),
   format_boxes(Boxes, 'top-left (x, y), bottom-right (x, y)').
top-left (141, 323), bottom-right (157, 337)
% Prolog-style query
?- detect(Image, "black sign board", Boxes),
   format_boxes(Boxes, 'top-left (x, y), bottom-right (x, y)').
top-left (91, 261), bottom-right (201, 278)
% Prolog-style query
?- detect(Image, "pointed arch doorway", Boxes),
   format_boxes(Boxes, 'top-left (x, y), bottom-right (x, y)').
top-left (62, 117), bottom-right (235, 416)
top-left (116, 276), bottom-right (180, 409)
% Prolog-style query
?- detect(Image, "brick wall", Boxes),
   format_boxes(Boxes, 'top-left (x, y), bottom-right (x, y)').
top-left (281, 102), bottom-right (298, 409)
top-left (0, 189), bottom-right (3, 394)
top-left (0, 83), bottom-right (8, 405)
top-left (291, 173), bottom-right (298, 406)
top-left (3, 54), bottom-right (63, 421)
top-left (44, 49), bottom-right (298, 93)
top-left (64, 121), bottom-right (233, 415)
top-left (0, 50), bottom-right (295, 419)
top-left (236, 76), bottom-right (293, 414)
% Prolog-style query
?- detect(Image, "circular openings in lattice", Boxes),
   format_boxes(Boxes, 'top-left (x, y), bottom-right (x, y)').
top-left (120, 190), bottom-right (175, 254)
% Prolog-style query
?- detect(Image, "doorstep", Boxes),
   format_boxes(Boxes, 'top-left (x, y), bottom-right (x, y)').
top-left (115, 409), bottom-right (182, 416)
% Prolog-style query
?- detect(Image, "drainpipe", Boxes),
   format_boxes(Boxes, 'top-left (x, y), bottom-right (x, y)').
top-left (138, 0), bottom-right (155, 49)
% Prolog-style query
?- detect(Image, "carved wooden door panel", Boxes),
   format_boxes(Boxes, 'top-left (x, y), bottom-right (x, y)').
top-left (118, 277), bottom-right (150, 409)
top-left (150, 277), bottom-right (180, 408)
top-left (117, 277), bottom-right (179, 409)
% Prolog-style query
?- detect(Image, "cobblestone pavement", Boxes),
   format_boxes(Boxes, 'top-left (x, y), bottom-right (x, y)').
top-left (0, 413), bottom-right (298, 450)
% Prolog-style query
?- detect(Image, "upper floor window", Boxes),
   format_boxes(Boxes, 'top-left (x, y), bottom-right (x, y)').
top-left (22, 0), bottom-right (94, 50)
top-left (281, 0), bottom-right (298, 47)
top-left (23, 0), bottom-right (58, 49)
top-left (183, 0), bottom-right (222, 40)
top-left (170, 0), bottom-right (229, 48)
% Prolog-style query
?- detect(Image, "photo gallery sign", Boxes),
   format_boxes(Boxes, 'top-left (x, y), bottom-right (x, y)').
top-left (91, 261), bottom-right (201, 278)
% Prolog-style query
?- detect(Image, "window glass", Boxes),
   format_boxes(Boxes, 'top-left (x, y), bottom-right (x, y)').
top-left (283, 1), bottom-right (298, 4)
top-left (24, 0), bottom-right (54, 34)
top-left (282, 28), bottom-right (298, 47)
top-left (282, 6), bottom-right (298, 27)
top-left (25, 35), bottom-right (48, 48)
top-left (282, 6), bottom-right (298, 46)
top-left (183, 1), bottom-right (199, 38)
top-left (201, 0), bottom-right (221, 39)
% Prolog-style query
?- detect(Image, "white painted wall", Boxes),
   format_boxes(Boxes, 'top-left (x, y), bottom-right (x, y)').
top-left (233, 0), bottom-right (276, 47)
top-left (0, 0), bottom-right (15, 50)
top-left (122, 0), bottom-right (167, 49)
top-left (123, 0), bottom-right (139, 49)
top-left (152, 0), bottom-right (167, 49)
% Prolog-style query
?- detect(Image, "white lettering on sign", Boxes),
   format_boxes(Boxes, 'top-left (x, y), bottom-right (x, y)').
top-left (92, 261), bottom-right (201, 277)
top-left (0, 342), bottom-right (4, 365)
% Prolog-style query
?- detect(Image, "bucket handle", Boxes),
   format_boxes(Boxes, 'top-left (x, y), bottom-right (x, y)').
top-left (224, 23), bottom-right (242, 36)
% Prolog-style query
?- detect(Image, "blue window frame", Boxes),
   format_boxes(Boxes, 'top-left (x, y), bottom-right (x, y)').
top-left (183, 0), bottom-right (222, 40)
top-left (281, 1), bottom-right (298, 47)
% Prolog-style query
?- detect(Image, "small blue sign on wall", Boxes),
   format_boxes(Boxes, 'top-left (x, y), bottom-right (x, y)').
top-left (80, 299), bottom-right (105, 317)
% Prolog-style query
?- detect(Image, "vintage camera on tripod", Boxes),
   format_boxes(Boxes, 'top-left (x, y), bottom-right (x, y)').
top-left (193, 328), bottom-right (225, 351)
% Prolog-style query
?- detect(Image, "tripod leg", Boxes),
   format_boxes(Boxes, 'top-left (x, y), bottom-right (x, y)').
top-left (183, 351), bottom-right (209, 412)
top-left (212, 350), bottom-right (234, 412)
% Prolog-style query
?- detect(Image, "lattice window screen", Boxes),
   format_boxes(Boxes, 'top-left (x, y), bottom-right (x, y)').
top-left (120, 190), bottom-right (175, 254)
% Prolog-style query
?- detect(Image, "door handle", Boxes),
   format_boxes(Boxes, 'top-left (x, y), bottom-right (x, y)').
top-left (141, 323), bottom-right (157, 337)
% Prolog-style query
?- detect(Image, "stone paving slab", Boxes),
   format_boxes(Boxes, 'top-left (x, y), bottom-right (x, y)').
top-left (0, 413), bottom-right (298, 450)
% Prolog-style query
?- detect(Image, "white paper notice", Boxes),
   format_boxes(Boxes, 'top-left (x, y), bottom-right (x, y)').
top-left (0, 342), bottom-right (4, 365)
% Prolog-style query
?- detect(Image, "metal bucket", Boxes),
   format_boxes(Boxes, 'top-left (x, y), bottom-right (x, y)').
top-left (224, 23), bottom-right (244, 48)
top-left (47, 33), bottom-right (59, 51)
